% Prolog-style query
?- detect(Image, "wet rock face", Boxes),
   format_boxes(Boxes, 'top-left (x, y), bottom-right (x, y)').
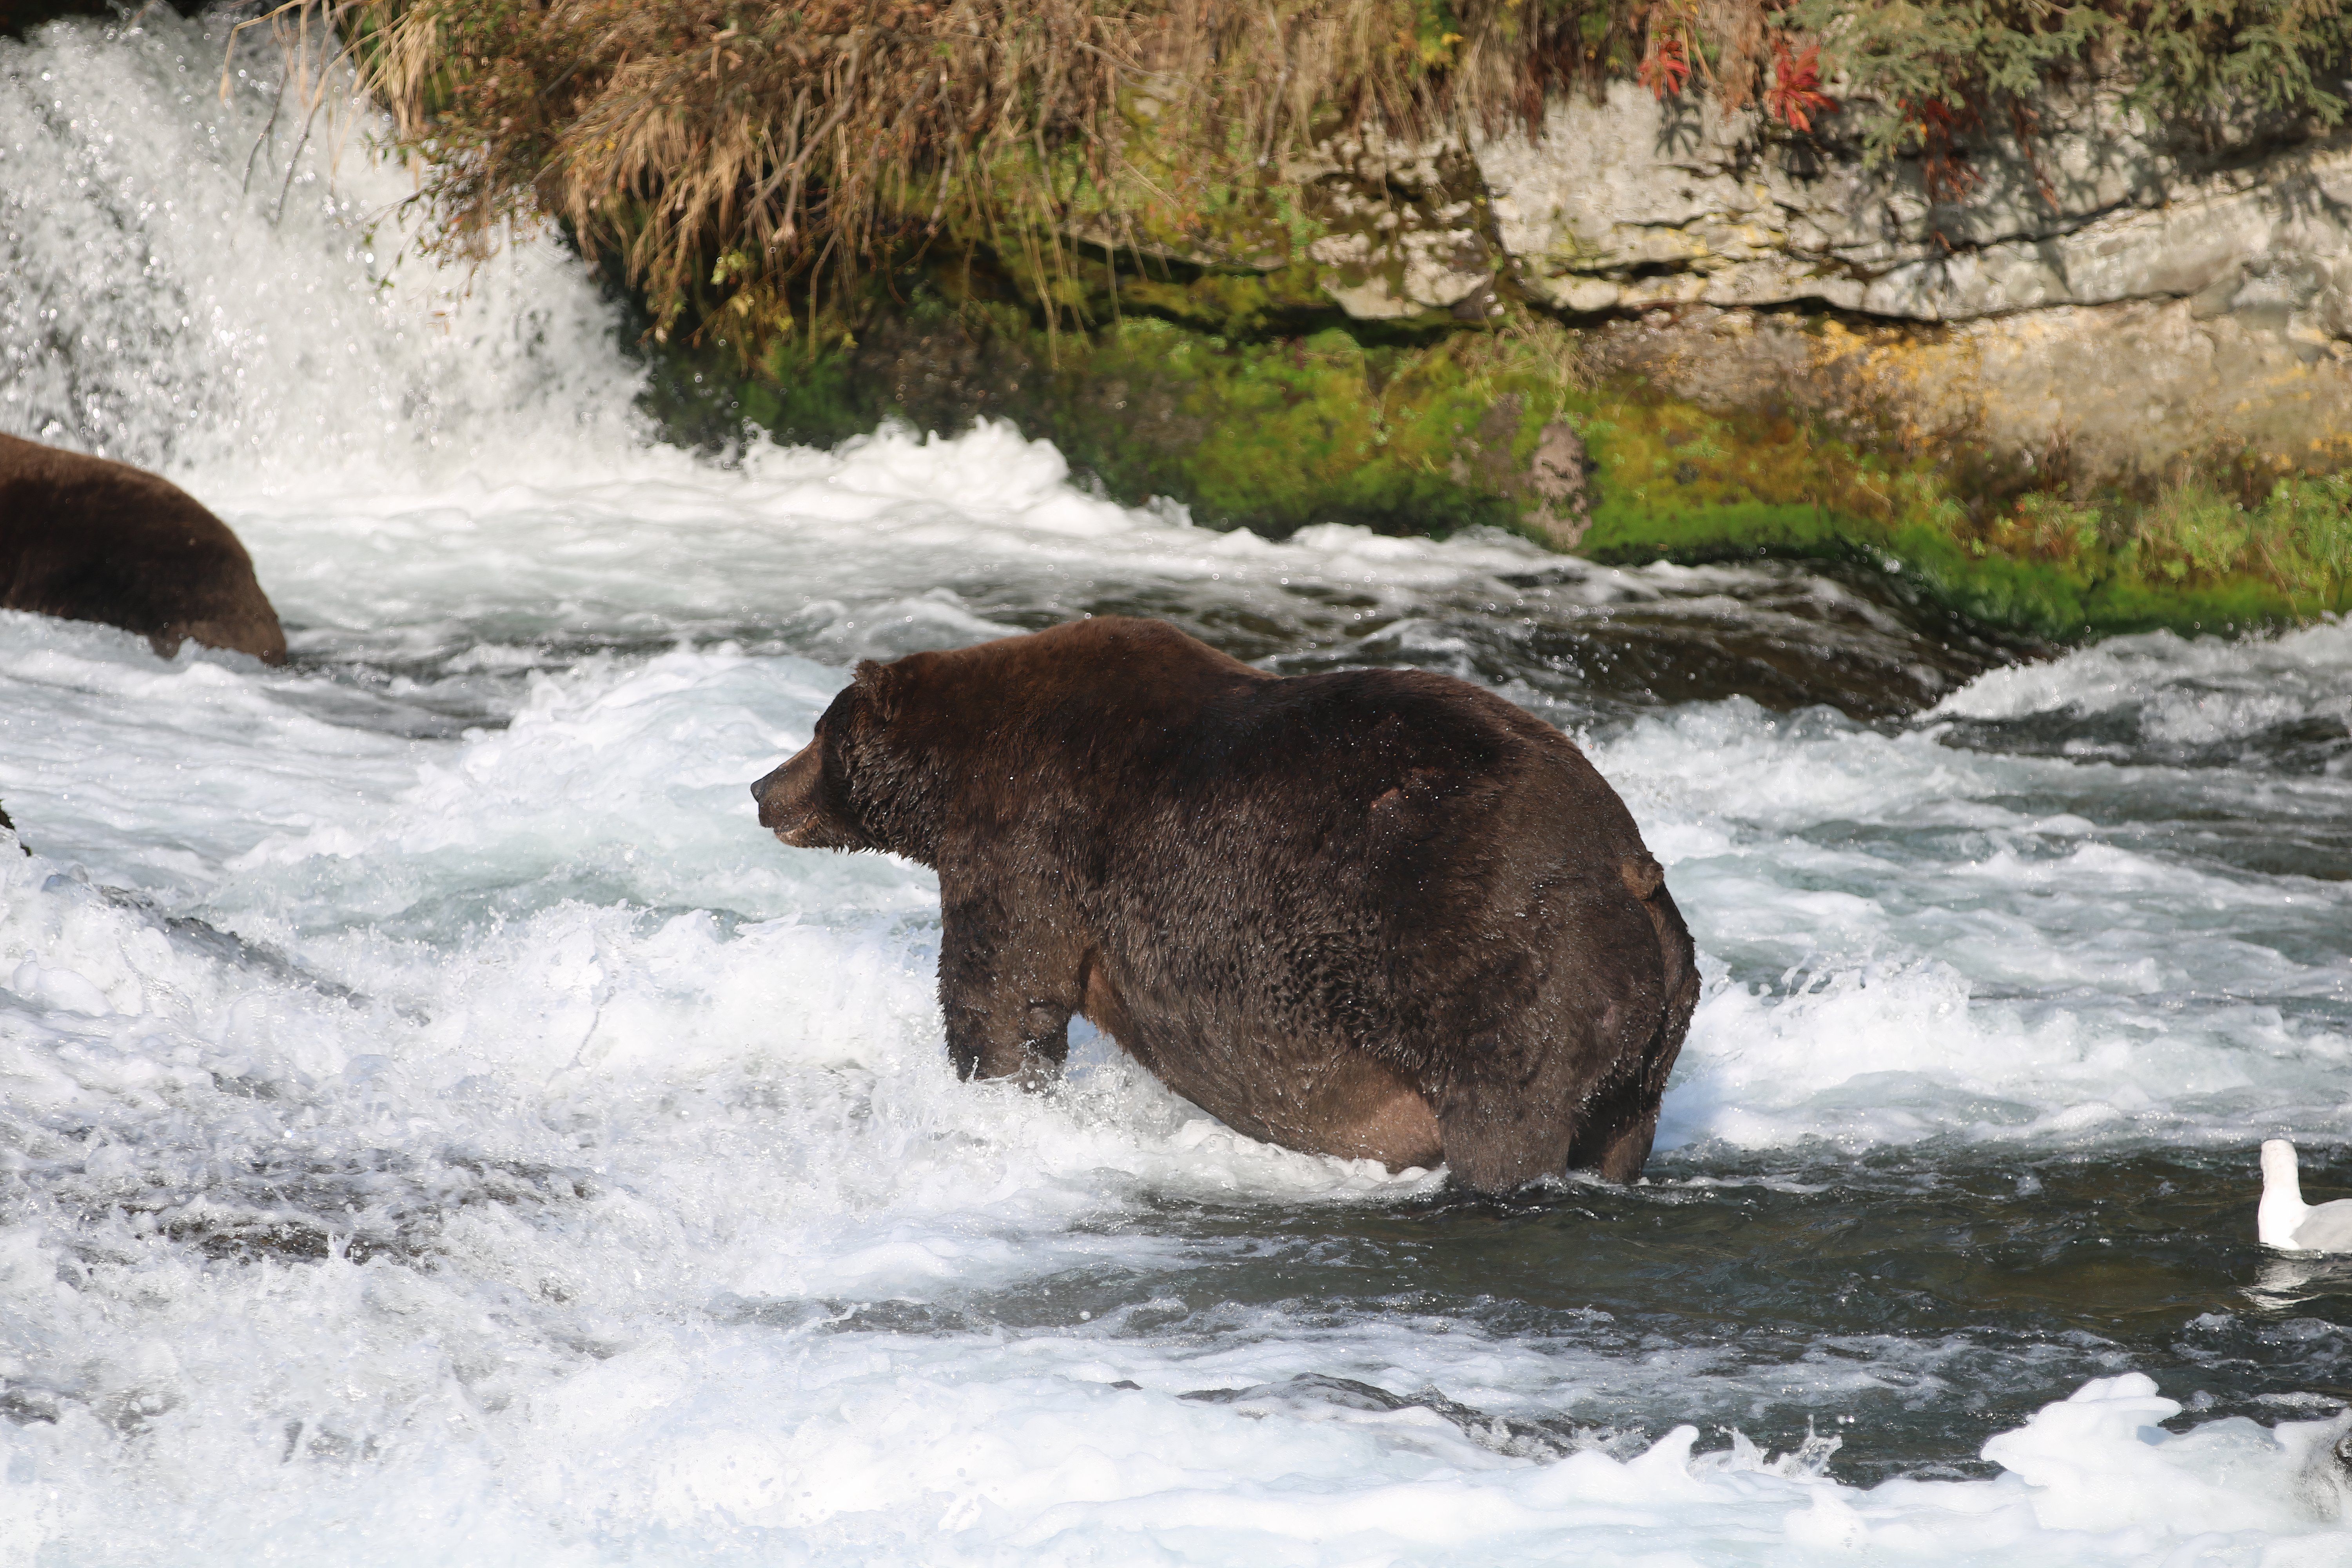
top-left (0, 434), bottom-right (287, 664)
top-left (1443, 394), bottom-right (1593, 550)
top-left (1295, 143), bottom-right (1500, 322)
top-left (1128, 82), bottom-right (2352, 490)
top-left (1233, 80), bottom-right (2352, 351)
top-left (1524, 422), bottom-right (1593, 549)
top-left (1586, 298), bottom-right (2352, 489)
top-left (1233, 83), bottom-right (2352, 491)
top-left (1474, 81), bottom-right (2352, 345)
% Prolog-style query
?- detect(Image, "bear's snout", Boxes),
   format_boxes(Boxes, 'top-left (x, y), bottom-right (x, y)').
top-left (753, 742), bottom-right (828, 842)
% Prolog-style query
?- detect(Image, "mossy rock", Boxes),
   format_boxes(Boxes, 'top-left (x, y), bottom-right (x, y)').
top-left (633, 287), bottom-right (2350, 644)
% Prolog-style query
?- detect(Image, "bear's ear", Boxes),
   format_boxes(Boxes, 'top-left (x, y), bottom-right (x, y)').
top-left (851, 659), bottom-right (902, 720)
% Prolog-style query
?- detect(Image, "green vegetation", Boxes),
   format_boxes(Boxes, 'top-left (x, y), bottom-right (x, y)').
top-left (648, 303), bottom-right (2352, 639)
top-left (1784, 0), bottom-right (2352, 191)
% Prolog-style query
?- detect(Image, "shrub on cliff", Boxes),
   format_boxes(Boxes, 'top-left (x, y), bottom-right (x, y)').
top-left (1782, 0), bottom-right (2352, 200)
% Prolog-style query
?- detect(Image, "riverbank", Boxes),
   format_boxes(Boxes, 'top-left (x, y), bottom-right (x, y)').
top-left (646, 295), bottom-right (2352, 641)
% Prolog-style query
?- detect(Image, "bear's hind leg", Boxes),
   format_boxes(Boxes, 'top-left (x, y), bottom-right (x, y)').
top-left (1568, 882), bottom-right (1701, 1181)
top-left (1593, 1112), bottom-right (1661, 1183)
top-left (1428, 1029), bottom-right (1584, 1194)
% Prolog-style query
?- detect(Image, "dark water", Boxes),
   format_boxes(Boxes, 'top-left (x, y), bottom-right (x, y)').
top-left (970, 556), bottom-right (2030, 724)
top-left (844, 1146), bottom-right (2352, 1486)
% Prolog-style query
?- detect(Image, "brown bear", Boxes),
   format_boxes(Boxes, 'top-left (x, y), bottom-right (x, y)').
top-left (751, 617), bottom-right (1698, 1191)
top-left (0, 433), bottom-right (286, 663)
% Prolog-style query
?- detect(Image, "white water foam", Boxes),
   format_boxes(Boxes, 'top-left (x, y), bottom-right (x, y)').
top-left (6, 603), bottom-right (2351, 1560)
top-left (7, 10), bottom-right (2352, 1564)
top-left (1934, 617), bottom-right (2352, 755)
top-left (1603, 697), bottom-right (2352, 1154)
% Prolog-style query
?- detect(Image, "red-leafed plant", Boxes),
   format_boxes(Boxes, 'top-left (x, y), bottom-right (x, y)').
top-left (1637, 30), bottom-right (1692, 99)
top-left (1764, 37), bottom-right (1837, 131)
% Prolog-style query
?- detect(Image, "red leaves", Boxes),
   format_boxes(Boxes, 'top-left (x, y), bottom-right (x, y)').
top-left (1765, 37), bottom-right (1836, 133)
top-left (1645, 25), bottom-right (1838, 134)
top-left (1900, 96), bottom-right (1981, 203)
top-left (1637, 31), bottom-right (1691, 101)
top-left (1904, 96), bottom-right (1972, 138)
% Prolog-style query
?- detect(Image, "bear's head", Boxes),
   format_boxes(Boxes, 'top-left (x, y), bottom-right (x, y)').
top-left (751, 657), bottom-right (942, 863)
top-left (751, 733), bottom-right (863, 850)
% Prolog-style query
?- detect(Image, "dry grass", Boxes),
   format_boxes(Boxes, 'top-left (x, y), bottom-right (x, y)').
top-left (254, 0), bottom-right (1655, 341)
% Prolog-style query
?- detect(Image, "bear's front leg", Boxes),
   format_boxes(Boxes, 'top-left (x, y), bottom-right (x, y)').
top-left (938, 885), bottom-right (1079, 1085)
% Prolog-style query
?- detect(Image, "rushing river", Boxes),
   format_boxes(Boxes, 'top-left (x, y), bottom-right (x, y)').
top-left (5, 13), bottom-right (2352, 1564)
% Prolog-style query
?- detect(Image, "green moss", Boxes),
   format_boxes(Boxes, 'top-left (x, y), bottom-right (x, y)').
top-left (976, 318), bottom-right (1568, 537)
top-left (1548, 379), bottom-right (2352, 637)
top-left (1110, 260), bottom-right (1338, 339)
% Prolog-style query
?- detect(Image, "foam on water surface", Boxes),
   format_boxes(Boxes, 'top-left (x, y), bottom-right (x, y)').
top-left (5, 10), bottom-right (2352, 1564)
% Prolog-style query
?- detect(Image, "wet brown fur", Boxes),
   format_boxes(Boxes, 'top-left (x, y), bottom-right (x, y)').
top-left (751, 617), bottom-right (1698, 1192)
top-left (0, 434), bottom-right (286, 664)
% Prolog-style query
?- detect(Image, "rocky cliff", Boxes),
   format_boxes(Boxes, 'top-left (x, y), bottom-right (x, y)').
top-left (1204, 81), bottom-right (2352, 490)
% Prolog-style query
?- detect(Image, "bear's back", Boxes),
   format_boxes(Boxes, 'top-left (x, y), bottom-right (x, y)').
top-left (1171, 662), bottom-right (1635, 865)
top-left (1095, 662), bottom-right (1631, 983)
top-left (0, 433), bottom-right (286, 662)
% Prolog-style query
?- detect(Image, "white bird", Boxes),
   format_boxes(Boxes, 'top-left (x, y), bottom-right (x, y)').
top-left (2258, 1140), bottom-right (2352, 1252)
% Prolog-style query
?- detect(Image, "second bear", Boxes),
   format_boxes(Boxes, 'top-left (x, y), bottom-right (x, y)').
top-left (1, 433), bottom-right (286, 663)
